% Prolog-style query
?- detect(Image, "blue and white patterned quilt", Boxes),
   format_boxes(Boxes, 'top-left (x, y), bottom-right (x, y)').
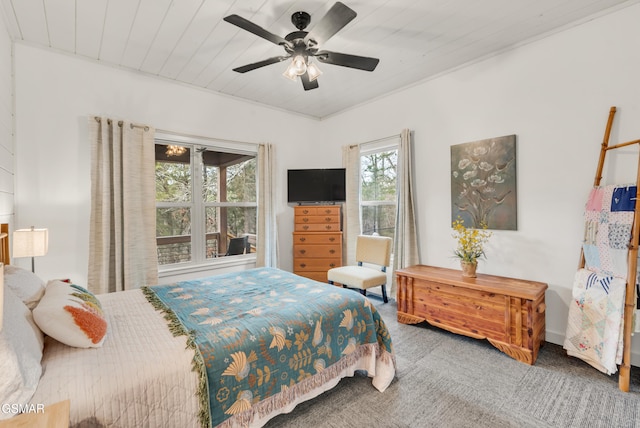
top-left (564, 185), bottom-right (635, 374)
top-left (144, 267), bottom-right (395, 428)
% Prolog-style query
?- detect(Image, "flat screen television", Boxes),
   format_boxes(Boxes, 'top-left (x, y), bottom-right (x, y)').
top-left (287, 168), bottom-right (346, 203)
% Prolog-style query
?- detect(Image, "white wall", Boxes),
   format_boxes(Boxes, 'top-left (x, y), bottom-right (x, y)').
top-left (0, 8), bottom-right (13, 225)
top-left (322, 3), bottom-right (640, 358)
top-left (12, 45), bottom-right (331, 284)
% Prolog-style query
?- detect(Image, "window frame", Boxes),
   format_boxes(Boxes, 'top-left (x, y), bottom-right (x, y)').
top-left (359, 138), bottom-right (399, 238)
top-left (155, 131), bottom-right (258, 274)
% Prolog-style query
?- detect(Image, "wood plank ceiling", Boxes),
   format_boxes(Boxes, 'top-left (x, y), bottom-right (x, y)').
top-left (1, 0), bottom-right (637, 119)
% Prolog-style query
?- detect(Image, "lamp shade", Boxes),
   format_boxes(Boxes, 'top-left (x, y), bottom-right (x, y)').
top-left (13, 228), bottom-right (49, 258)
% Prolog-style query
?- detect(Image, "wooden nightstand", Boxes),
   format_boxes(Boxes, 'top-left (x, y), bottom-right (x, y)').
top-left (396, 265), bottom-right (547, 364)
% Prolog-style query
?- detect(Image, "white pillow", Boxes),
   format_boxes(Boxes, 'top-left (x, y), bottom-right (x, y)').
top-left (0, 285), bottom-right (44, 420)
top-left (3, 265), bottom-right (46, 310)
top-left (33, 280), bottom-right (108, 348)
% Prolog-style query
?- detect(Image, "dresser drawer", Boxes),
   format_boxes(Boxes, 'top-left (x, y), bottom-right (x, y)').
top-left (293, 232), bottom-right (342, 245)
top-left (294, 223), bottom-right (341, 232)
top-left (295, 206), bottom-right (340, 216)
top-left (294, 244), bottom-right (341, 258)
top-left (293, 257), bottom-right (341, 271)
top-left (295, 214), bottom-right (340, 224)
top-left (294, 271), bottom-right (330, 283)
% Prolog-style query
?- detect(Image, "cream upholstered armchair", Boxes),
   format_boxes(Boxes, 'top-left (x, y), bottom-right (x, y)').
top-left (327, 235), bottom-right (393, 303)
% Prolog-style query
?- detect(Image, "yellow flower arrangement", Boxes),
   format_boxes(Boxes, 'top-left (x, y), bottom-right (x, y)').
top-left (452, 217), bottom-right (492, 263)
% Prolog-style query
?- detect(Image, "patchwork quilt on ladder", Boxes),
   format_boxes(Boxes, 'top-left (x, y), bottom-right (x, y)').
top-left (563, 185), bottom-right (635, 374)
top-left (143, 267), bottom-right (396, 428)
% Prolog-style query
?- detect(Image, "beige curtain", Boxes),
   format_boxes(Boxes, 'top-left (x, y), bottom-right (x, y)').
top-left (342, 144), bottom-right (361, 265)
top-left (256, 143), bottom-right (278, 267)
top-left (88, 116), bottom-right (158, 294)
top-left (391, 129), bottom-right (420, 297)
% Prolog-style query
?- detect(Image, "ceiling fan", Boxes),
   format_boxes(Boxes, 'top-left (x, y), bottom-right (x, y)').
top-left (223, 2), bottom-right (379, 91)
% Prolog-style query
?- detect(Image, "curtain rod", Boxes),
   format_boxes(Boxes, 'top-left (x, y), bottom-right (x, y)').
top-left (349, 133), bottom-right (401, 148)
top-left (93, 116), bottom-right (150, 132)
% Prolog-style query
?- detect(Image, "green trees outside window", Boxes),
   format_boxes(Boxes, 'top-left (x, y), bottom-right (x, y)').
top-left (360, 148), bottom-right (397, 241)
top-left (155, 142), bottom-right (257, 266)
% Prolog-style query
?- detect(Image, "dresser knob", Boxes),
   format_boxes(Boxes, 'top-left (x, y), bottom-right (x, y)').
top-left (303, 209), bottom-right (310, 214)
top-left (303, 218), bottom-right (309, 222)
top-left (329, 237), bottom-right (335, 242)
top-left (325, 225), bottom-right (332, 230)
top-left (303, 225), bottom-right (309, 230)
top-left (299, 237), bottom-right (306, 242)
top-left (329, 249), bottom-right (335, 254)
top-left (324, 209), bottom-right (331, 214)
top-left (300, 263), bottom-right (306, 268)
top-left (300, 249), bottom-right (306, 254)
top-left (329, 263), bottom-right (336, 268)
top-left (325, 217), bottom-right (332, 222)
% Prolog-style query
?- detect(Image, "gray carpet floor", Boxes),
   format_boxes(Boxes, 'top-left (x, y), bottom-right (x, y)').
top-left (266, 299), bottom-right (640, 428)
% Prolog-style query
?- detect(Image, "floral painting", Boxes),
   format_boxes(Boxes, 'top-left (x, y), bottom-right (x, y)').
top-left (451, 135), bottom-right (517, 230)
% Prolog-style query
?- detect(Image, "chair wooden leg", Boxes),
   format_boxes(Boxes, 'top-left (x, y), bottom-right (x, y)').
top-left (381, 284), bottom-right (388, 303)
top-left (329, 280), bottom-right (334, 285)
top-left (361, 289), bottom-right (366, 296)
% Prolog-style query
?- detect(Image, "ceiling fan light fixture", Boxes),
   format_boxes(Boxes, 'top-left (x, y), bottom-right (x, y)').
top-left (282, 64), bottom-right (298, 81)
top-left (291, 55), bottom-right (307, 75)
top-left (306, 61), bottom-right (322, 82)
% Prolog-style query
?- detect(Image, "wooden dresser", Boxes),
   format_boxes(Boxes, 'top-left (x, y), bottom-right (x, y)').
top-left (396, 265), bottom-right (547, 365)
top-left (293, 205), bottom-right (342, 282)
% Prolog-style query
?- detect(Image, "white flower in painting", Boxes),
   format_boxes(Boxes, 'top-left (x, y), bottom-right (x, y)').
top-left (452, 171), bottom-right (459, 178)
top-left (458, 158), bottom-right (471, 169)
top-left (463, 170), bottom-right (477, 180)
top-left (471, 179), bottom-right (486, 187)
top-left (489, 174), bottom-right (505, 184)
top-left (472, 146), bottom-right (488, 156)
top-left (482, 186), bottom-right (496, 194)
top-left (479, 161), bottom-right (493, 171)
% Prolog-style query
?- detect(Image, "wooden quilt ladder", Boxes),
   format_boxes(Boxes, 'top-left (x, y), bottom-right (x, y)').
top-left (580, 106), bottom-right (640, 391)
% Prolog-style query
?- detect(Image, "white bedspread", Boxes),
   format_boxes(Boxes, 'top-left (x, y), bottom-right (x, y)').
top-left (30, 289), bottom-right (200, 427)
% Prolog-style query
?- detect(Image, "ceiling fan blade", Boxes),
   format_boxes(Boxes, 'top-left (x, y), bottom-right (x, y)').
top-left (315, 50), bottom-right (379, 71)
top-left (224, 14), bottom-right (291, 47)
top-left (300, 72), bottom-right (319, 91)
top-left (304, 2), bottom-right (356, 47)
top-left (232, 56), bottom-right (290, 73)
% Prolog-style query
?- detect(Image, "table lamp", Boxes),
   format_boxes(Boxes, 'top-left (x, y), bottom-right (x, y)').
top-left (13, 226), bottom-right (48, 273)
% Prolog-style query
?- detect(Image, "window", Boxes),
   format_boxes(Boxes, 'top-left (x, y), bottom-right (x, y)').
top-left (360, 144), bottom-right (398, 241)
top-left (155, 135), bottom-right (257, 267)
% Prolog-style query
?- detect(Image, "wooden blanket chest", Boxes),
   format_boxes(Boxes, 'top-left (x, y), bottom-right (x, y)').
top-left (396, 265), bottom-right (547, 365)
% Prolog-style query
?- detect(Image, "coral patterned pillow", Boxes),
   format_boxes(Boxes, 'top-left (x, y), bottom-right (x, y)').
top-left (32, 280), bottom-right (108, 348)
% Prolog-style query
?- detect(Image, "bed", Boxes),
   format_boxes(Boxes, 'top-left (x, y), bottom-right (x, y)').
top-left (0, 226), bottom-right (396, 427)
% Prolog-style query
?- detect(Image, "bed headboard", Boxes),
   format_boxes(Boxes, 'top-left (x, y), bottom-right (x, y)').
top-left (1, 223), bottom-right (8, 265)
